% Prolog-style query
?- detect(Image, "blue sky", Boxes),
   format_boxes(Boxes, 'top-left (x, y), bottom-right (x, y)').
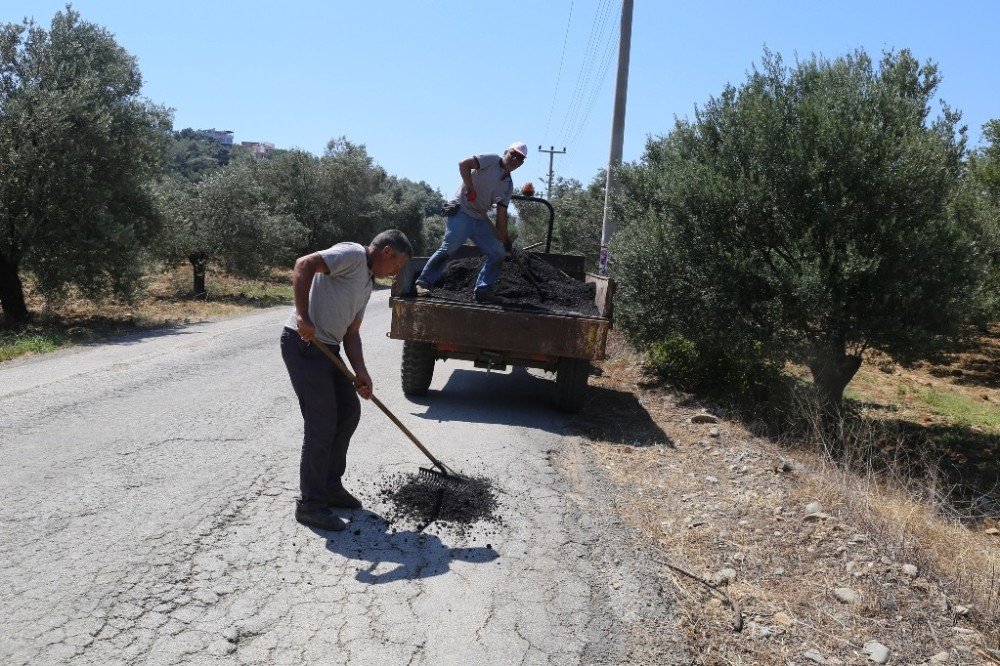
top-left (10, 1), bottom-right (1000, 197)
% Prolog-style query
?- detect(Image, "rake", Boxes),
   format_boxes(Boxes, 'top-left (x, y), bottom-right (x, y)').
top-left (310, 338), bottom-right (471, 490)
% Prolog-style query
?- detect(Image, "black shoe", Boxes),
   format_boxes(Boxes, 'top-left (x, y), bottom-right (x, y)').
top-left (474, 290), bottom-right (502, 304)
top-left (328, 487), bottom-right (362, 509)
top-left (295, 506), bottom-right (346, 532)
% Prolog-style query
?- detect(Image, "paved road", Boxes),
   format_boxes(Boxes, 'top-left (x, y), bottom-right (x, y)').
top-left (1, 289), bottom-right (680, 665)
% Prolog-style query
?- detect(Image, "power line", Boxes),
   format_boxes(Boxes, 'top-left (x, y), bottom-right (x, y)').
top-left (559, 0), bottom-right (613, 147)
top-left (557, 0), bottom-right (614, 147)
top-left (542, 1), bottom-right (574, 142)
top-left (566, 0), bottom-right (621, 154)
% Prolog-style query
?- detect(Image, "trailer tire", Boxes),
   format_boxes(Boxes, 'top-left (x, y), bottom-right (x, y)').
top-left (401, 341), bottom-right (435, 395)
top-left (555, 357), bottom-right (590, 413)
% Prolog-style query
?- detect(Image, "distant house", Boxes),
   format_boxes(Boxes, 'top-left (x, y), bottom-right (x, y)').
top-left (203, 129), bottom-right (234, 147)
top-left (241, 141), bottom-right (276, 157)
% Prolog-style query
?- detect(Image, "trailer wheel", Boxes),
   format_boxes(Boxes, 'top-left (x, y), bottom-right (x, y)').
top-left (401, 341), bottom-right (435, 395)
top-left (555, 357), bottom-right (590, 413)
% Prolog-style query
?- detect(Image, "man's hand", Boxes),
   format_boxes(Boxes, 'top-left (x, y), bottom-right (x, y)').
top-left (466, 187), bottom-right (477, 203)
top-left (296, 314), bottom-right (316, 342)
top-left (354, 369), bottom-right (373, 399)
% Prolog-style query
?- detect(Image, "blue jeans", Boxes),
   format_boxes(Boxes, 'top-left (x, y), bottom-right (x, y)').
top-left (417, 210), bottom-right (505, 293)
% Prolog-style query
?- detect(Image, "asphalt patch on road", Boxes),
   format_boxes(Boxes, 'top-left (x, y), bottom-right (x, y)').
top-left (428, 249), bottom-right (599, 316)
top-left (374, 472), bottom-right (504, 536)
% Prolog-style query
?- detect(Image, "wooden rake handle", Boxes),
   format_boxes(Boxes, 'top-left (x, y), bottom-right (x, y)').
top-left (309, 338), bottom-right (446, 471)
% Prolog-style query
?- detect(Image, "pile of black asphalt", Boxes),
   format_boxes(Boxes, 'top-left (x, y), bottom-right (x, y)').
top-left (425, 249), bottom-right (599, 316)
top-left (375, 472), bottom-right (503, 537)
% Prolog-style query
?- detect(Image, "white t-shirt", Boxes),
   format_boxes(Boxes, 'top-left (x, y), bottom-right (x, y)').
top-left (284, 242), bottom-right (372, 345)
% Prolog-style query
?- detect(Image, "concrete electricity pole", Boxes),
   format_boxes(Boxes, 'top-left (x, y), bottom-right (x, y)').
top-left (598, 0), bottom-right (634, 275)
top-left (537, 145), bottom-right (567, 198)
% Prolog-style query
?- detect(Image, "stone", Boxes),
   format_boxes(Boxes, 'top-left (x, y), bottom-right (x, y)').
top-left (804, 501), bottom-right (822, 514)
top-left (901, 564), bottom-right (918, 577)
top-left (706, 475), bottom-right (719, 484)
top-left (709, 426), bottom-right (720, 438)
top-left (833, 587), bottom-right (858, 604)
top-left (712, 568), bottom-right (737, 585)
top-left (929, 651), bottom-right (950, 663)
top-left (691, 412), bottom-right (719, 424)
top-left (953, 605), bottom-right (970, 615)
top-left (803, 649), bottom-right (828, 664)
top-left (804, 512), bottom-right (832, 522)
top-left (863, 640), bottom-right (889, 664)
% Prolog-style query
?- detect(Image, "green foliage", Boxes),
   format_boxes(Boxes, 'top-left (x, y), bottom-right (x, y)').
top-left (319, 137), bottom-right (387, 247)
top-left (614, 48), bottom-right (988, 406)
top-left (0, 6), bottom-right (172, 321)
top-left (513, 176), bottom-right (605, 268)
top-left (917, 388), bottom-right (1000, 429)
top-left (551, 175), bottom-right (605, 269)
top-left (647, 333), bottom-right (783, 400)
top-left (156, 162), bottom-right (306, 291)
top-left (967, 119), bottom-right (1000, 324)
top-left (364, 177), bottom-right (444, 255)
top-left (251, 142), bottom-right (440, 255)
top-left (0, 330), bottom-right (69, 361)
top-left (167, 128), bottom-right (245, 183)
top-left (420, 215), bottom-right (446, 254)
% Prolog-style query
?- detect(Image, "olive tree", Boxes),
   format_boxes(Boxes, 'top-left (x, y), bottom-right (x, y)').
top-left (0, 7), bottom-right (171, 324)
top-left (614, 48), bottom-right (987, 411)
top-left (157, 162), bottom-right (305, 297)
top-left (967, 120), bottom-right (1000, 324)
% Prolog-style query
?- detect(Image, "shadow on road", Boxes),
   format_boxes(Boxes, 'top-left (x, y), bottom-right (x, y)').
top-left (407, 366), bottom-right (672, 446)
top-left (85, 322), bottom-right (197, 347)
top-left (322, 511), bottom-right (498, 584)
top-left (406, 366), bottom-right (569, 432)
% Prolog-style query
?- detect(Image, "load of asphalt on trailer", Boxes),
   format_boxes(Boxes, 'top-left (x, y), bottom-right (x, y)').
top-left (426, 249), bottom-right (599, 316)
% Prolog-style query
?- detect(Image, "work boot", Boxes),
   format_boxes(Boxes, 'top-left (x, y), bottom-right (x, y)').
top-left (328, 486), bottom-right (362, 509)
top-left (474, 290), bottom-right (502, 305)
top-left (415, 281), bottom-right (431, 297)
top-left (295, 505), bottom-right (346, 532)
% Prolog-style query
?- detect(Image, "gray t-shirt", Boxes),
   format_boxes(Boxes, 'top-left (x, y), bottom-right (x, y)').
top-left (456, 153), bottom-right (513, 222)
top-left (284, 242), bottom-right (372, 345)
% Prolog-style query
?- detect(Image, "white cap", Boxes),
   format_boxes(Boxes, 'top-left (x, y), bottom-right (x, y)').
top-left (507, 141), bottom-right (528, 158)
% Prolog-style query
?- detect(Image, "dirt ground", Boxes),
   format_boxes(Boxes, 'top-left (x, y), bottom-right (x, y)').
top-left (573, 334), bottom-right (1000, 666)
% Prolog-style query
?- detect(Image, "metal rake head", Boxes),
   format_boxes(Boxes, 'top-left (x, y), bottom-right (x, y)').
top-left (417, 466), bottom-right (473, 492)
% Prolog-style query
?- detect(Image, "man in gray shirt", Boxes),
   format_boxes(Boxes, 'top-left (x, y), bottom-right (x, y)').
top-left (415, 141), bottom-right (528, 304)
top-left (281, 229), bottom-right (412, 533)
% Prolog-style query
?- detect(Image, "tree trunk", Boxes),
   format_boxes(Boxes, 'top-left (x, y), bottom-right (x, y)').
top-left (808, 344), bottom-right (862, 416)
top-left (807, 341), bottom-right (862, 459)
top-left (0, 253), bottom-right (29, 326)
top-left (189, 253), bottom-right (207, 299)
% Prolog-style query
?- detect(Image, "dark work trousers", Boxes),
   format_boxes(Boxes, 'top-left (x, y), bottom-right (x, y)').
top-left (280, 328), bottom-right (361, 511)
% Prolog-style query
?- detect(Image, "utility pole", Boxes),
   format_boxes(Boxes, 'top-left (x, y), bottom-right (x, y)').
top-left (537, 145), bottom-right (566, 198)
top-left (599, 0), bottom-right (634, 275)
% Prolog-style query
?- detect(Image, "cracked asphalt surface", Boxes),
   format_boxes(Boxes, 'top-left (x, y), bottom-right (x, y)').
top-left (1, 289), bottom-right (683, 665)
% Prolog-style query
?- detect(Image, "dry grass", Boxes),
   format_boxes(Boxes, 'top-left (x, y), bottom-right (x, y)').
top-left (576, 334), bottom-right (1000, 664)
top-left (1, 265), bottom-right (293, 361)
top-left (796, 463), bottom-right (1000, 632)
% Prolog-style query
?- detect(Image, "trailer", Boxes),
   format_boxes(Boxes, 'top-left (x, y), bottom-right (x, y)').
top-left (388, 196), bottom-right (614, 412)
